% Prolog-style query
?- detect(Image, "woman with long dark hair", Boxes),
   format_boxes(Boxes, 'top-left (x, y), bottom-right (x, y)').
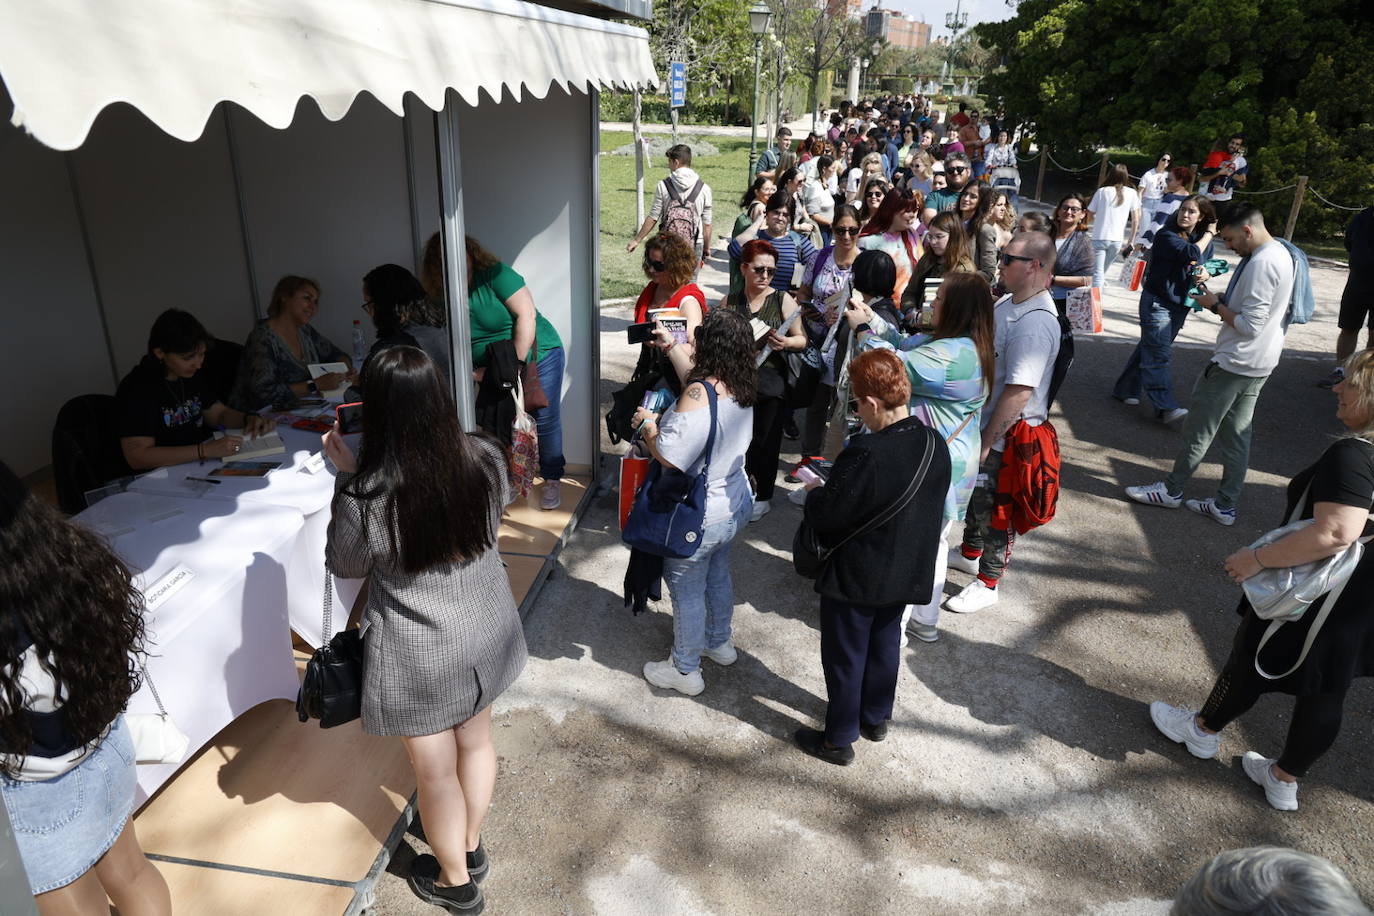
top-left (850, 272), bottom-right (993, 644)
top-left (908, 211), bottom-right (976, 318)
top-left (1048, 193), bottom-right (1094, 317)
top-left (1111, 194), bottom-right (1218, 422)
top-left (631, 309), bottom-right (758, 697)
top-left (718, 239), bottom-right (806, 521)
top-left (0, 462), bottom-right (170, 914)
top-left (855, 177), bottom-right (890, 228)
top-left (1087, 163), bottom-right (1142, 288)
top-left (323, 346), bottom-right (526, 914)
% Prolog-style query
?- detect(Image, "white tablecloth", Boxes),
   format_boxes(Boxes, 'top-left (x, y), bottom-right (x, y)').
top-left (77, 493), bottom-right (304, 801)
top-left (122, 425), bottom-right (362, 648)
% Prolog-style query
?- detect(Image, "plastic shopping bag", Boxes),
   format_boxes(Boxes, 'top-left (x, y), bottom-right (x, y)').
top-left (1066, 287), bottom-right (1103, 334)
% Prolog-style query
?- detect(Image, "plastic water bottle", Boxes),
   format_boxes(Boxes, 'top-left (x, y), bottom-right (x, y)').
top-left (351, 320), bottom-right (366, 366)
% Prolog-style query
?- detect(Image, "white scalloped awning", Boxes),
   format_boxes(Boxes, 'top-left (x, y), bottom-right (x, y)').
top-left (0, 0), bottom-right (658, 151)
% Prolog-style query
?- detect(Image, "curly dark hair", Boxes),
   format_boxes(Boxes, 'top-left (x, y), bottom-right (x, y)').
top-left (643, 232), bottom-right (697, 292)
top-left (0, 463), bottom-right (145, 777)
top-left (686, 308), bottom-right (758, 407)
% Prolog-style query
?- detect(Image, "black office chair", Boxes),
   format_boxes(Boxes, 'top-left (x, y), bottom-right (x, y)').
top-left (203, 337), bottom-right (245, 408)
top-left (51, 394), bottom-right (134, 515)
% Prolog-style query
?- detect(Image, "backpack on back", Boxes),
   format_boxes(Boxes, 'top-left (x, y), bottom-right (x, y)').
top-left (662, 178), bottom-right (704, 246)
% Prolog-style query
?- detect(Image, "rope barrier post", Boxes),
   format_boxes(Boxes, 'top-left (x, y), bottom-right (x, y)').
top-left (1035, 150), bottom-right (1047, 203)
top-left (1188, 164), bottom-right (1198, 193)
top-left (1097, 150), bottom-right (1109, 188)
top-left (1284, 175), bottom-right (1309, 240)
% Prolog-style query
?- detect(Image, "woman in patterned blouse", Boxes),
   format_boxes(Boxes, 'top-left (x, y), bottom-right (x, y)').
top-left (232, 276), bottom-right (354, 409)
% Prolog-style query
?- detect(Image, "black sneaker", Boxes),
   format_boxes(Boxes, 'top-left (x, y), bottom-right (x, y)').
top-left (782, 416), bottom-right (800, 440)
top-left (794, 727), bottom-right (854, 765)
top-left (467, 839), bottom-right (489, 885)
top-left (409, 854), bottom-right (485, 914)
top-left (859, 721), bottom-right (888, 742)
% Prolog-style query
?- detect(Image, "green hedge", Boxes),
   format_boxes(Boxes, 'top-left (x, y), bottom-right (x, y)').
top-left (599, 93), bottom-right (747, 127)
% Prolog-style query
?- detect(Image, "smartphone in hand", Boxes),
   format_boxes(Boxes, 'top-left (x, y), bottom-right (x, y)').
top-left (336, 401), bottom-right (364, 435)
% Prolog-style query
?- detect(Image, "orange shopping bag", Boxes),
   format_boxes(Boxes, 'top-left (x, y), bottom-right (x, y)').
top-left (618, 451), bottom-right (651, 530)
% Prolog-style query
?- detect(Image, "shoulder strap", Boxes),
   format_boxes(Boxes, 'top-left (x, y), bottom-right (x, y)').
top-left (824, 428), bottom-right (936, 557)
top-left (698, 382), bottom-right (719, 474)
top-left (663, 178), bottom-right (683, 204)
top-left (685, 180), bottom-right (704, 205)
top-left (945, 409), bottom-right (978, 445)
top-left (902, 230), bottom-right (919, 268)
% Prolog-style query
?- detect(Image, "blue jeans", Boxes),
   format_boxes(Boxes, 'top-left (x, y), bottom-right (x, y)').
top-left (532, 346), bottom-right (565, 480)
top-left (1112, 291), bottom-right (1191, 411)
top-left (1091, 238), bottom-right (1119, 288)
top-left (663, 507), bottom-right (747, 673)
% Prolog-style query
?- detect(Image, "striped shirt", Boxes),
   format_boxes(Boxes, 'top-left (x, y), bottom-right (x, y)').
top-left (728, 229), bottom-right (818, 295)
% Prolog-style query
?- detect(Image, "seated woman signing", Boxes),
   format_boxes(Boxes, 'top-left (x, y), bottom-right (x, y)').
top-left (117, 309), bottom-right (275, 469)
top-left (233, 275), bottom-right (354, 409)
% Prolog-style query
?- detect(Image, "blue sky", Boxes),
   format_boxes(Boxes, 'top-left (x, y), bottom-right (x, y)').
top-left (878, 0), bottom-right (1016, 34)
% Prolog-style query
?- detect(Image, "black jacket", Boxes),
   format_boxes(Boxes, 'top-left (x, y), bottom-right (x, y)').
top-left (476, 338), bottom-right (521, 445)
top-left (803, 416), bottom-right (950, 607)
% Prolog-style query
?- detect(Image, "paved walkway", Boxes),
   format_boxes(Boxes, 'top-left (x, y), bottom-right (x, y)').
top-left (372, 253), bottom-right (1373, 914)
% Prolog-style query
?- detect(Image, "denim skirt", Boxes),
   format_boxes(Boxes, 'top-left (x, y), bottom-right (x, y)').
top-left (1, 716), bottom-right (136, 894)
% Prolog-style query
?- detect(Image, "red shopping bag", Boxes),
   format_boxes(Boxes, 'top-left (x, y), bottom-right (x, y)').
top-left (619, 452), bottom-right (651, 530)
top-left (1129, 257), bottom-right (1146, 291)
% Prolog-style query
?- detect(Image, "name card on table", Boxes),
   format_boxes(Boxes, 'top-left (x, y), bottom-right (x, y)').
top-left (299, 452), bottom-right (327, 475)
top-left (142, 564), bottom-right (196, 613)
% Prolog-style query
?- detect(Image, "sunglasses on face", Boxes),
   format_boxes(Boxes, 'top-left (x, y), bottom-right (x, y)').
top-left (948, 166), bottom-right (968, 174)
top-left (749, 265), bottom-right (778, 278)
top-left (647, 259), bottom-right (666, 271)
top-left (833, 226), bottom-right (860, 236)
top-left (866, 191), bottom-right (885, 198)
top-left (1061, 205), bottom-right (1083, 212)
top-left (1000, 252), bottom-right (1036, 266)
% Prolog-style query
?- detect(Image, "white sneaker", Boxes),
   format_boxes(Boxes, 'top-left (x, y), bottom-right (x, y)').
top-left (1242, 751), bottom-right (1299, 811)
top-left (750, 499), bottom-right (771, 522)
top-left (540, 479), bottom-right (562, 510)
top-left (1161, 407), bottom-right (1189, 426)
top-left (1185, 497), bottom-right (1237, 527)
top-left (944, 579), bottom-right (998, 614)
top-left (1149, 701), bottom-right (1219, 759)
top-left (947, 546), bottom-right (981, 575)
top-left (907, 622), bottom-right (939, 643)
top-left (787, 487), bottom-right (809, 506)
top-left (702, 642), bottom-right (738, 666)
top-left (1125, 481), bottom-right (1183, 509)
top-left (642, 658), bottom-right (705, 696)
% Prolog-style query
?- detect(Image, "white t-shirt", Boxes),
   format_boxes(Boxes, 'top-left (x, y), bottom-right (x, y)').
top-left (982, 291), bottom-right (1061, 451)
top-left (1138, 168), bottom-right (1169, 201)
top-left (1088, 185), bottom-right (1140, 242)
top-left (801, 177), bottom-right (834, 222)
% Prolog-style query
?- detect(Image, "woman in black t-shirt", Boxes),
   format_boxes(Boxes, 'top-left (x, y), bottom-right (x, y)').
top-left (1149, 350), bottom-right (1374, 811)
top-left (117, 309), bottom-right (275, 470)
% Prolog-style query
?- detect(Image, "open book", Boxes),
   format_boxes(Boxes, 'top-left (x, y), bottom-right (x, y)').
top-left (216, 429), bottom-right (286, 463)
top-left (307, 362), bottom-right (350, 400)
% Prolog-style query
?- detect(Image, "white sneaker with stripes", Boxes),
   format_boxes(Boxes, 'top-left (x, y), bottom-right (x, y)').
top-left (1125, 481), bottom-right (1182, 509)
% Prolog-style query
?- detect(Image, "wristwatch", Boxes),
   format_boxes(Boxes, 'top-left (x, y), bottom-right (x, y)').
top-left (306, 380), bottom-right (319, 394)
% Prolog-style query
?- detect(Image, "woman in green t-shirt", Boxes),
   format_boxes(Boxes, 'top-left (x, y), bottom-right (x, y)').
top-left (460, 236), bottom-right (566, 510)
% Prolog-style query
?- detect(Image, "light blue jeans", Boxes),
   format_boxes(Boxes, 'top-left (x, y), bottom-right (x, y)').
top-left (1091, 238), bottom-right (1120, 288)
top-left (663, 506), bottom-right (748, 673)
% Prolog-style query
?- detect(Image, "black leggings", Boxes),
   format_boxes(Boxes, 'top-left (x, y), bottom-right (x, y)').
top-left (747, 394), bottom-right (787, 501)
top-left (1199, 663), bottom-right (1347, 778)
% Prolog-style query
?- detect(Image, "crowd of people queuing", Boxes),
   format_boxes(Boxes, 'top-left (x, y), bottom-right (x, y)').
top-left (2, 85), bottom-right (1372, 915)
top-left (623, 91), bottom-right (1374, 851)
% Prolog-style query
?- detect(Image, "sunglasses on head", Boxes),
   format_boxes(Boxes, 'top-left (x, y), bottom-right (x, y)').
top-left (749, 265), bottom-right (778, 277)
top-left (647, 259), bottom-right (666, 271)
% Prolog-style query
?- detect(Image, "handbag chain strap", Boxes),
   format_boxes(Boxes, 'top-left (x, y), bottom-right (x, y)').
top-left (321, 572), bottom-right (334, 641)
top-left (139, 662), bottom-right (169, 718)
top-left (822, 428), bottom-right (936, 558)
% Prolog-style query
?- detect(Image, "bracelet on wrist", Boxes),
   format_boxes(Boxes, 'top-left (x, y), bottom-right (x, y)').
top-left (1253, 547), bottom-right (1269, 569)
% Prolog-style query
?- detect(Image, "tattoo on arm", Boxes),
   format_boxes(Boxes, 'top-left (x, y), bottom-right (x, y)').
top-left (686, 385), bottom-right (703, 401)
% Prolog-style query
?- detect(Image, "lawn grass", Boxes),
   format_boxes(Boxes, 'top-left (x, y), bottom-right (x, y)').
top-left (598, 130), bottom-right (755, 300)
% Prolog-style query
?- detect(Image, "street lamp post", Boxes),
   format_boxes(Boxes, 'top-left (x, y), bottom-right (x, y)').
top-left (747, 1), bottom-right (772, 185)
top-left (943, 0), bottom-right (968, 97)
top-left (860, 58), bottom-right (869, 96)
top-left (870, 40), bottom-right (881, 94)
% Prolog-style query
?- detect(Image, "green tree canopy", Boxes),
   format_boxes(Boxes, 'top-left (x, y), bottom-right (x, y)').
top-left (978, 0), bottom-right (1374, 237)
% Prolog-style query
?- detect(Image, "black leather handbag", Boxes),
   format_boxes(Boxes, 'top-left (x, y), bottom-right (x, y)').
top-left (296, 576), bottom-right (364, 728)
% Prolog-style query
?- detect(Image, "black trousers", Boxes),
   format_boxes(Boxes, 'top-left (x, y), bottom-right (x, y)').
top-left (819, 596), bottom-right (904, 747)
top-left (1199, 662), bottom-right (1348, 778)
top-left (747, 393), bottom-right (788, 501)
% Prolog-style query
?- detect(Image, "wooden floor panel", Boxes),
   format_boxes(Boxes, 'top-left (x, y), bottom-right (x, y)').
top-left (135, 700), bottom-right (414, 883)
top-left (501, 552), bottom-right (548, 605)
top-left (497, 474), bottom-right (589, 555)
top-left (145, 860), bottom-right (355, 916)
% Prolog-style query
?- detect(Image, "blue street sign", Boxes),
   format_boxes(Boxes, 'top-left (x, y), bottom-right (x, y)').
top-left (669, 61), bottom-right (686, 109)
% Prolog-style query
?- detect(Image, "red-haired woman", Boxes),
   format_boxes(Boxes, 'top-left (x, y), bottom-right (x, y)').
top-left (719, 239), bottom-right (806, 521)
top-left (793, 349), bottom-right (951, 765)
top-left (859, 188), bottom-right (926, 308)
